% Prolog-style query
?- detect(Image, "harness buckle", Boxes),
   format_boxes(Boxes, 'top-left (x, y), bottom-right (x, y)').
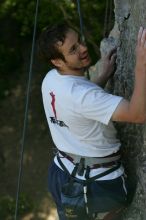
top-left (77, 158), bottom-right (85, 176)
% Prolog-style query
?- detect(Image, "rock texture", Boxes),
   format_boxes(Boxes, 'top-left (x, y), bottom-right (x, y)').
top-left (114, 1), bottom-right (146, 219)
top-left (89, 0), bottom-right (146, 219)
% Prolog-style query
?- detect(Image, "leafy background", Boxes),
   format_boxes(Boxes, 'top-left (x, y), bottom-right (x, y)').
top-left (0, 0), bottom-right (114, 219)
top-left (0, 0), bottom-right (113, 98)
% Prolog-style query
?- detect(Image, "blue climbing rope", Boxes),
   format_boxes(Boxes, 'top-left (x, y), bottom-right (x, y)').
top-left (14, 0), bottom-right (40, 219)
top-left (76, 0), bottom-right (85, 41)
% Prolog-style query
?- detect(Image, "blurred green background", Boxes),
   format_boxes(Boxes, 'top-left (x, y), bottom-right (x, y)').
top-left (0, 0), bottom-right (113, 99)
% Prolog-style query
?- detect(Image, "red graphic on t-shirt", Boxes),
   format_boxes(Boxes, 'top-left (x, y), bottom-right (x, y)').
top-left (50, 92), bottom-right (57, 119)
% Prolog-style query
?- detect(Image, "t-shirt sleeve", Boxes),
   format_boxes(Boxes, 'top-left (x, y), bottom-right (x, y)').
top-left (75, 85), bottom-right (123, 125)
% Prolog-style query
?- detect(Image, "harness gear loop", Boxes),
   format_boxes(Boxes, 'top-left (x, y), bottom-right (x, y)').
top-left (83, 185), bottom-right (89, 214)
top-left (71, 162), bottom-right (79, 177)
top-left (77, 157), bottom-right (85, 176)
top-left (85, 166), bottom-right (90, 179)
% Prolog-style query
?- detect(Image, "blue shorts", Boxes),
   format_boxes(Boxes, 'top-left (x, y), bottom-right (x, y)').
top-left (48, 161), bottom-right (129, 220)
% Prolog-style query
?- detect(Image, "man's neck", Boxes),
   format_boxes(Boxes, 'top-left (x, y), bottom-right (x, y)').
top-left (58, 67), bottom-right (87, 77)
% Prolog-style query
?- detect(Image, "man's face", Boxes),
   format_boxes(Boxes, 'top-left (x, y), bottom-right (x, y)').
top-left (55, 29), bottom-right (91, 75)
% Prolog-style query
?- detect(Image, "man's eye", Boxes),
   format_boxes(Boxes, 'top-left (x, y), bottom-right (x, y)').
top-left (71, 46), bottom-right (76, 52)
top-left (70, 45), bottom-right (78, 53)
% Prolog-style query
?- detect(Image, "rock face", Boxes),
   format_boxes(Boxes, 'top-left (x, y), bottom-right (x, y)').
top-left (89, 0), bottom-right (146, 219)
top-left (90, 0), bottom-right (146, 220)
top-left (113, 1), bottom-right (146, 219)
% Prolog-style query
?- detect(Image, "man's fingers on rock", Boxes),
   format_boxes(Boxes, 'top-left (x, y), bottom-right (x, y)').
top-left (107, 48), bottom-right (117, 59)
top-left (110, 53), bottom-right (117, 62)
top-left (141, 28), bottom-right (146, 46)
top-left (138, 26), bottom-right (143, 45)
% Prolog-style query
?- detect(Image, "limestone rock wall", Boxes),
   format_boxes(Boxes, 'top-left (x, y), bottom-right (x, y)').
top-left (112, 1), bottom-right (146, 219)
top-left (89, 0), bottom-right (146, 219)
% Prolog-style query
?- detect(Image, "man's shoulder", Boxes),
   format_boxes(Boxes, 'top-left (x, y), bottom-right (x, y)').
top-left (43, 68), bottom-right (57, 80)
top-left (42, 69), bottom-right (57, 87)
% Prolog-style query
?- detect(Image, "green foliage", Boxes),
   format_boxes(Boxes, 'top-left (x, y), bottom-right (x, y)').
top-left (0, 0), bottom-right (109, 42)
top-left (0, 194), bottom-right (34, 219)
top-left (0, 196), bottom-right (15, 219)
top-left (0, 44), bottom-right (21, 73)
top-left (0, 0), bottom-right (114, 99)
top-left (0, 43), bottom-right (22, 99)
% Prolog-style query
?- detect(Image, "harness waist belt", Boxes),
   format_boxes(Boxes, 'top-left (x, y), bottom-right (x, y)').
top-left (58, 150), bottom-right (121, 168)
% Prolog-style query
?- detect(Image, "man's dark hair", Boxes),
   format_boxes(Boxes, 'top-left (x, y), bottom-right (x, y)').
top-left (38, 22), bottom-right (71, 64)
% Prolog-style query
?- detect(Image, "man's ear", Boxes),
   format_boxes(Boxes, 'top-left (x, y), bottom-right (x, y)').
top-left (51, 59), bottom-right (64, 68)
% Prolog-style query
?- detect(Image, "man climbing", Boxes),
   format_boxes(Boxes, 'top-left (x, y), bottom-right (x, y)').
top-left (38, 23), bottom-right (146, 220)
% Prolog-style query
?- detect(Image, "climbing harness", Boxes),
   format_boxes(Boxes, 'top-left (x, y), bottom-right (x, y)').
top-left (57, 152), bottom-right (121, 183)
top-left (59, 150), bottom-right (121, 167)
top-left (57, 155), bottom-right (121, 220)
top-left (14, 0), bottom-right (40, 219)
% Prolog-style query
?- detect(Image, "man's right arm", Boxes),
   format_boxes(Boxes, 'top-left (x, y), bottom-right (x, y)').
top-left (112, 27), bottom-right (146, 124)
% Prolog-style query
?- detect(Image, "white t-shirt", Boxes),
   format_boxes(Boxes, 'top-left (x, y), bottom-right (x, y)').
top-left (42, 69), bottom-right (124, 180)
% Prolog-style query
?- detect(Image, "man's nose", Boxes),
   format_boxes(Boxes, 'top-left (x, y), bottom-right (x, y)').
top-left (79, 42), bottom-right (87, 53)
